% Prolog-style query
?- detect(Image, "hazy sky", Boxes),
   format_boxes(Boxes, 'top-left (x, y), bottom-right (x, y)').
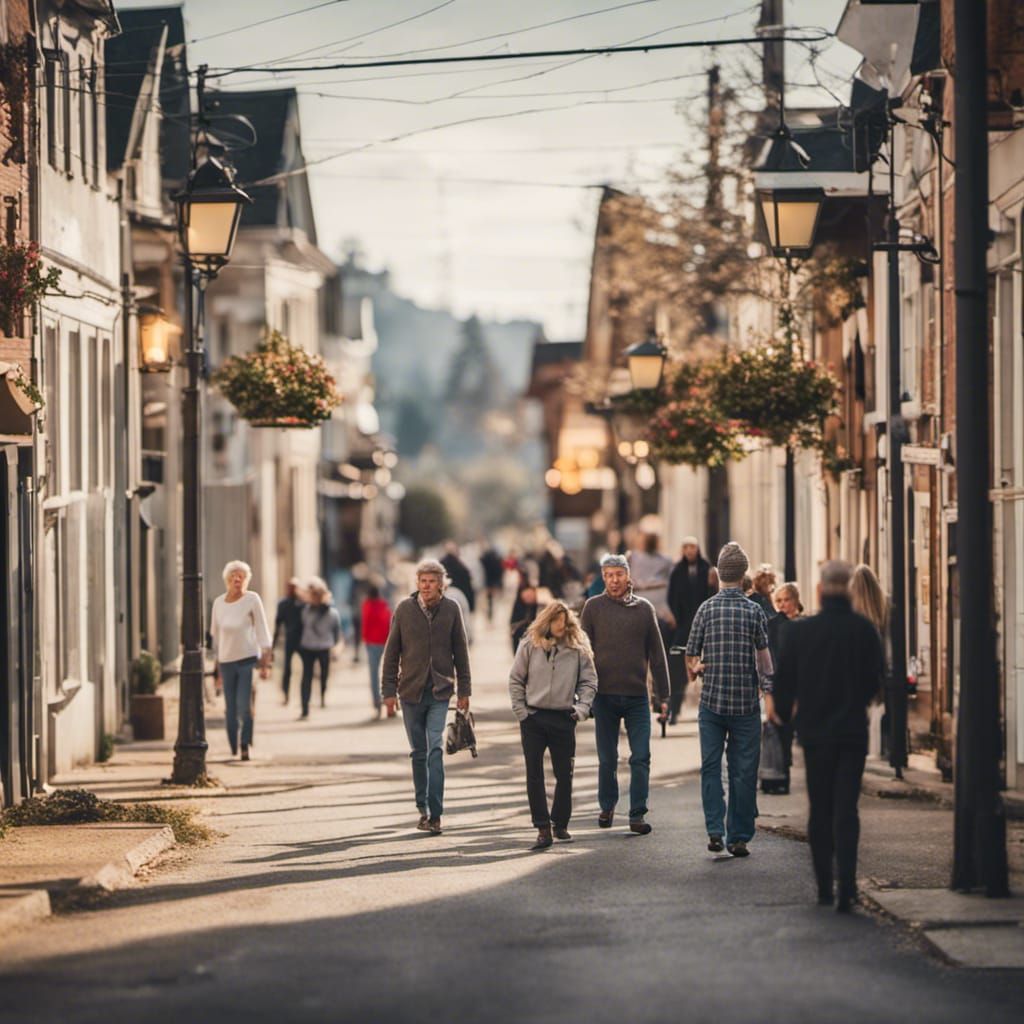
top-left (118, 0), bottom-right (860, 339)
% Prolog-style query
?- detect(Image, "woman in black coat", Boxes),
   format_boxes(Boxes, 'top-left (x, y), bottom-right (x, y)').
top-left (509, 584), bottom-right (540, 654)
top-left (666, 538), bottom-right (718, 724)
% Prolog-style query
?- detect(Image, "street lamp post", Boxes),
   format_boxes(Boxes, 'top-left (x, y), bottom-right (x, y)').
top-left (170, 69), bottom-right (251, 785)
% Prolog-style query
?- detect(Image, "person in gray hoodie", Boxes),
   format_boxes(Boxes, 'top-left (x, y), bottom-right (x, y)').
top-left (298, 577), bottom-right (342, 718)
top-left (509, 600), bottom-right (598, 850)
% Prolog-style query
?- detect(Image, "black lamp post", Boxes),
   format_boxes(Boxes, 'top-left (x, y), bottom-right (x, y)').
top-left (169, 73), bottom-right (251, 785)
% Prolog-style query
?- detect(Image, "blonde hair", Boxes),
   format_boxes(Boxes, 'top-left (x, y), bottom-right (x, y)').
top-left (850, 563), bottom-right (889, 636)
top-left (222, 560), bottom-right (252, 587)
top-left (752, 564), bottom-right (777, 596)
top-left (526, 600), bottom-right (592, 655)
top-left (775, 581), bottom-right (803, 613)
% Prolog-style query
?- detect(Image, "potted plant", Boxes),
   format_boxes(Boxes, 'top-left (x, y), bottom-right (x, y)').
top-left (212, 328), bottom-right (342, 428)
top-left (129, 650), bottom-right (164, 741)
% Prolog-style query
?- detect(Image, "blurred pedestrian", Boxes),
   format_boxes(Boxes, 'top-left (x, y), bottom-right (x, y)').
top-left (349, 567), bottom-right (370, 665)
top-left (382, 559), bottom-right (472, 836)
top-left (510, 583), bottom-right (540, 653)
top-left (630, 532), bottom-right (675, 639)
top-left (773, 561), bottom-right (884, 911)
top-left (441, 541), bottom-right (476, 613)
top-left (760, 581), bottom-right (804, 795)
top-left (274, 577), bottom-right (305, 706)
top-left (361, 584), bottom-right (392, 717)
top-left (480, 544), bottom-right (505, 623)
top-left (749, 564), bottom-right (778, 619)
top-left (509, 600), bottom-right (597, 850)
top-left (211, 560), bottom-right (273, 761)
top-left (581, 553), bottom-right (670, 835)
top-left (448, 584), bottom-right (474, 645)
top-left (298, 577), bottom-right (342, 718)
top-left (687, 543), bottom-right (773, 858)
top-left (850, 563), bottom-right (895, 765)
top-left (667, 537), bottom-right (719, 724)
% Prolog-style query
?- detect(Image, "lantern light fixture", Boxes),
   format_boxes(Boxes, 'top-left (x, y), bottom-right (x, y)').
top-left (138, 304), bottom-right (179, 373)
top-left (755, 187), bottom-right (825, 265)
top-left (175, 156), bottom-right (252, 278)
top-left (624, 331), bottom-right (667, 392)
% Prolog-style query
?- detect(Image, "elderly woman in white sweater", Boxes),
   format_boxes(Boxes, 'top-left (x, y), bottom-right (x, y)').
top-left (210, 560), bottom-right (273, 760)
top-left (509, 600), bottom-right (598, 850)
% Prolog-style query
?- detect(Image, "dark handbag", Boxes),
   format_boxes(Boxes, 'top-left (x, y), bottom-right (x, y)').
top-left (445, 708), bottom-right (478, 758)
top-left (758, 721), bottom-right (786, 787)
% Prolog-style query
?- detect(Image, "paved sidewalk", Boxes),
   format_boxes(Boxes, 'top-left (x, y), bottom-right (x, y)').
top-left (0, 823), bottom-right (175, 928)
top-left (758, 749), bottom-right (1024, 967)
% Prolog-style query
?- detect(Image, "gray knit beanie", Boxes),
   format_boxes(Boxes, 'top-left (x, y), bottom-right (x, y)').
top-left (717, 542), bottom-right (749, 584)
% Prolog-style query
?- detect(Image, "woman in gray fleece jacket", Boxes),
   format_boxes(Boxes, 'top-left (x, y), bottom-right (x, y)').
top-left (509, 600), bottom-right (598, 850)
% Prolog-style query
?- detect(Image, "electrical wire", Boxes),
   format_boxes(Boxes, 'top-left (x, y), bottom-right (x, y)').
top-left (189, 0), bottom-right (353, 45)
top-left (205, 30), bottom-right (833, 79)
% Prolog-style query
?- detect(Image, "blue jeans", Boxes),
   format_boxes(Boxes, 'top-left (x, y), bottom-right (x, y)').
top-left (401, 688), bottom-right (449, 820)
top-left (698, 706), bottom-right (761, 844)
top-left (366, 644), bottom-right (385, 709)
top-left (593, 693), bottom-right (652, 820)
top-left (221, 657), bottom-right (257, 753)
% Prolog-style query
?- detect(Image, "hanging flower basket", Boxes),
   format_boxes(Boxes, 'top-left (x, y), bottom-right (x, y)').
top-left (212, 329), bottom-right (341, 428)
top-left (646, 363), bottom-right (744, 469)
top-left (0, 242), bottom-right (61, 337)
top-left (709, 342), bottom-right (840, 451)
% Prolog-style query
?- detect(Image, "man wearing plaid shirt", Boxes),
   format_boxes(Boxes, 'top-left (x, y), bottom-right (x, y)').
top-left (687, 542), bottom-right (775, 857)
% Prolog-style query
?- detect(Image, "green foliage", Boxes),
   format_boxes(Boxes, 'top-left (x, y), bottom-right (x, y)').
top-left (820, 438), bottom-right (858, 480)
top-left (798, 245), bottom-right (867, 327)
top-left (10, 363), bottom-right (43, 407)
top-left (97, 733), bottom-right (116, 763)
top-left (399, 485), bottom-right (453, 550)
top-left (709, 307), bottom-right (840, 452)
top-left (394, 394), bottom-right (435, 457)
top-left (213, 328), bottom-right (341, 426)
top-left (646, 362), bottom-right (745, 468)
top-left (130, 650), bottom-right (162, 695)
top-left (0, 789), bottom-right (213, 845)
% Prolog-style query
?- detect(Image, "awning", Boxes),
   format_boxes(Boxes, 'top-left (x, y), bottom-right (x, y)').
top-left (0, 362), bottom-right (40, 438)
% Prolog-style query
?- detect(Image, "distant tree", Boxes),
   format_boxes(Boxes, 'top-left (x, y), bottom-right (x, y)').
top-left (445, 315), bottom-right (497, 424)
top-left (394, 395), bottom-right (435, 457)
top-left (399, 486), bottom-right (453, 550)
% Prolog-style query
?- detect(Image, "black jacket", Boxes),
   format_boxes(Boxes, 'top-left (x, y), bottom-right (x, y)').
top-left (667, 555), bottom-right (715, 646)
top-left (773, 595), bottom-right (883, 746)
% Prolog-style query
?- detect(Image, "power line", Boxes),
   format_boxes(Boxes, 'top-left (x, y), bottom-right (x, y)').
top-left (189, 0), bottom-right (352, 46)
top-left (238, 0), bottom-right (458, 72)
top-left (311, 0), bottom-right (668, 62)
top-left (245, 89), bottom-right (708, 187)
top-left (206, 30), bottom-right (833, 79)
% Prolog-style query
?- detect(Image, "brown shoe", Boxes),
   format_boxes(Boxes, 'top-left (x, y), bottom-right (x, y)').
top-left (553, 826), bottom-right (573, 843)
top-left (240, 745), bottom-right (250, 762)
top-left (416, 814), bottom-right (430, 832)
top-left (428, 818), bottom-right (442, 835)
top-left (532, 826), bottom-right (553, 850)
top-left (598, 810), bottom-right (614, 829)
top-left (629, 818), bottom-right (652, 835)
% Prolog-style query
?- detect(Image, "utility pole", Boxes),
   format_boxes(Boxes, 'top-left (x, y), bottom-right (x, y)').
top-left (704, 64), bottom-right (729, 557)
top-left (885, 110), bottom-right (909, 778)
top-left (951, 0), bottom-right (1008, 896)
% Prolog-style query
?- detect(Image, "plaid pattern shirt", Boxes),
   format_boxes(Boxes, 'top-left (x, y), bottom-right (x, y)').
top-left (686, 588), bottom-right (770, 715)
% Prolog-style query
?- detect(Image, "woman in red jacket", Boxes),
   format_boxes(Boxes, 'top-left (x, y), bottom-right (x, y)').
top-left (361, 585), bottom-right (392, 717)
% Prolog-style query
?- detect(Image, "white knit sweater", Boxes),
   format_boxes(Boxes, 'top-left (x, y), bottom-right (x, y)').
top-left (210, 591), bottom-right (273, 664)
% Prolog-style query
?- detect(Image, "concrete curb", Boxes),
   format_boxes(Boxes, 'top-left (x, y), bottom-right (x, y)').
top-left (0, 888), bottom-right (52, 929)
top-left (76, 825), bottom-right (176, 892)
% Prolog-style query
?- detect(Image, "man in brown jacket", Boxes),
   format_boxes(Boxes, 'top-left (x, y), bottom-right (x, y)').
top-left (581, 553), bottom-right (670, 834)
top-left (382, 559), bottom-right (471, 835)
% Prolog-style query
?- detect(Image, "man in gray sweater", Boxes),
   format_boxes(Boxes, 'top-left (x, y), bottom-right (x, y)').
top-left (581, 553), bottom-right (670, 834)
top-left (382, 559), bottom-right (471, 835)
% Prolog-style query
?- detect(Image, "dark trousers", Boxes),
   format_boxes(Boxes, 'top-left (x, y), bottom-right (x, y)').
top-left (520, 710), bottom-right (577, 828)
top-left (668, 648), bottom-right (688, 718)
top-left (299, 649), bottom-right (330, 714)
top-left (803, 742), bottom-right (866, 899)
top-left (593, 694), bottom-right (651, 819)
top-left (281, 637), bottom-right (300, 700)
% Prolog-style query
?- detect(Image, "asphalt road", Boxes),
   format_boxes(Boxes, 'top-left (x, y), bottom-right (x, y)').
top-left (2, 619), bottom-right (1022, 1024)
